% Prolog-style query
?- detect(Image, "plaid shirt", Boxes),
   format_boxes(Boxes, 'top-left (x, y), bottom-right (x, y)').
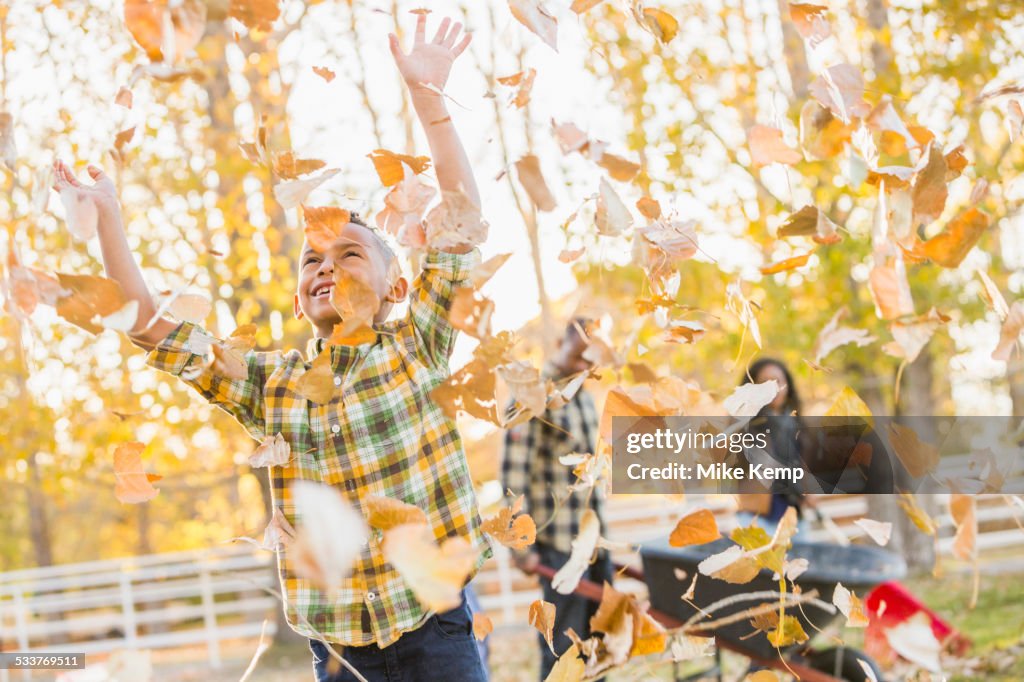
top-left (501, 387), bottom-right (606, 555)
top-left (147, 249), bottom-right (492, 648)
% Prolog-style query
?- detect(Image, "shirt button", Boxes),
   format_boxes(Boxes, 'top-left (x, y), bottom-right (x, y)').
top-left (367, 592), bottom-right (376, 601)
top-left (334, 375), bottom-right (342, 387)
top-left (331, 424), bottom-right (341, 434)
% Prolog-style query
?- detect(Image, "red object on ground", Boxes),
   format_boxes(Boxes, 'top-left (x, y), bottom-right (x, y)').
top-left (864, 580), bottom-right (971, 664)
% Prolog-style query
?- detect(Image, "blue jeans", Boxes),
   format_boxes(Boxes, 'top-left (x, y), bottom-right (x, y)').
top-left (309, 590), bottom-right (487, 682)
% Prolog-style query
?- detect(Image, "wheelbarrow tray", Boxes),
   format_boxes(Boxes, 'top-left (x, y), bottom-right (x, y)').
top-left (641, 537), bottom-right (908, 661)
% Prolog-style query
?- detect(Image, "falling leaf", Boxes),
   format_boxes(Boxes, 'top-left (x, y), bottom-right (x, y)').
top-left (481, 504), bottom-right (537, 550)
top-left (669, 509), bottom-right (720, 547)
top-left (368, 149), bottom-right (432, 187)
top-left (58, 187), bottom-right (99, 241)
top-left (869, 255), bottom-right (915, 320)
top-left (670, 634), bottom-right (714, 663)
top-left (759, 251), bottom-right (813, 275)
top-left (977, 270), bottom-right (1010, 320)
top-left (595, 177), bottom-right (632, 236)
top-left (302, 206), bottom-right (351, 252)
top-left (637, 220), bottom-right (698, 261)
top-left (824, 386), bottom-right (873, 424)
top-left (123, 0), bottom-right (207, 63)
top-left (115, 87), bottom-right (134, 109)
top-left (55, 273), bottom-right (128, 335)
top-left (382, 523), bottom-right (478, 611)
top-left (596, 152), bottom-right (641, 182)
top-left (853, 518), bottom-right (892, 546)
top-left (113, 442), bottom-right (161, 504)
top-left (809, 64), bottom-right (870, 123)
top-left (167, 293), bottom-right (212, 324)
top-left (726, 281), bottom-right (763, 349)
top-left (312, 65), bottom-right (335, 82)
top-left (290, 481), bottom-right (367, 594)
top-left (1007, 100), bottom-right (1024, 142)
top-left (766, 614), bottom-right (809, 647)
top-left (888, 423), bottom-right (939, 478)
top-left (473, 612), bottom-right (493, 641)
top-left (636, 197), bottom-right (661, 220)
top-left (911, 144), bottom-right (949, 224)
top-left (884, 308), bottom-right (949, 363)
top-left (248, 433), bottom-right (290, 468)
top-left (897, 492), bottom-right (938, 535)
top-left (636, 7), bottom-right (679, 43)
top-left (450, 287), bottom-right (495, 339)
top-left (425, 189), bottom-right (489, 249)
top-left (698, 545), bottom-right (760, 584)
top-left (748, 125), bottom-right (802, 166)
top-left (431, 332), bottom-right (517, 425)
top-left (509, 0), bottom-right (559, 51)
top-left (272, 152), bottom-right (326, 180)
top-left (814, 307), bottom-right (876, 363)
top-left (376, 165), bottom-right (436, 247)
top-left (777, 205), bottom-right (842, 245)
top-left (329, 270), bottom-right (379, 346)
top-left (0, 112), bottom-right (16, 169)
top-left (114, 127), bottom-right (136, 157)
top-left (799, 101), bottom-right (854, 160)
top-left (208, 341), bottom-right (248, 381)
top-left (993, 301), bottom-right (1024, 362)
top-left (546, 643), bottom-right (586, 681)
top-left (570, 0), bottom-right (604, 13)
top-left (274, 168), bottom-right (340, 210)
top-left (230, 0), bottom-right (281, 32)
top-left (470, 253), bottom-right (513, 289)
top-left (96, 300), bottom-right (139, 333)
top-left (552, 120), bottom-right (589, 154)
top-left (497, 361), bottom-right (549, 418)
top-left (789, 2), bottom-right (830, 45)
top-left (949, 493), bottom-right (977, 561)
top-left (296, 348), bottom-right (336, 404)
top-left (529, 599), bottom-right (558, 651)
top-left (885, 612), bottom-right (942, 672)
top-left (923, 208), bottom-right (988, 268)
top-left (364, 495), bottom-right (428, 530)
top-left (497, 69), bottom-right (537, 109)
top-left (559, 247), bottom-right (585, 263)
top-left (832, 583), bottom-right (869, 627)
top-left (515, 155), bottom-right (557, 212)
top-left (552, 509), bottom-right (601, 594)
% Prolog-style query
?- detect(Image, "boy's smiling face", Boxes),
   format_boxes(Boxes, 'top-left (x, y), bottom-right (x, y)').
top-left (294, 222), bottom-right (407, 339)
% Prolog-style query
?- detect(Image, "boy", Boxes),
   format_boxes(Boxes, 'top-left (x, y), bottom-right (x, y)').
top-left (502, 318), bottom-right (612, 681)
top-left (55, 15), bottom-right (490, 682)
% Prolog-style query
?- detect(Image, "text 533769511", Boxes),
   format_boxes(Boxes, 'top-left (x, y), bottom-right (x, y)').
top-left (0, 653), bottom-right (85, 669)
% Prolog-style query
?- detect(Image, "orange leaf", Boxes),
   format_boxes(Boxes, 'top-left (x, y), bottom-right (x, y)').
top-left (759, 251), bottom-right (812, 275)
top-left (923, 208), bottom-right (988, 268)
top-left (515, 155), bottom-right (557, 212)
top-left (748, 125), bottom-right (802, 166)
top-left (911, 144), bottom-right (948, 223)
top-left (364, 495), bottom-right (428, 530)
top-left (473, 612), bottom-right (494, 641)
top-left (481, 506), bottom-right (537, 550)
top-left (529, 599), bottom-right (557, 651)
top-left (302, 206), bottom-right (350, 252)
top-left (789, 3), bottom-right (830, 45)
top-left (312, 65), bottom-right (335, 82)
top-left (669, 509), bottom-right (721, 547)
top-left (368, 149), bottom-right (432, 187)
top-left (509, 0), bottom-right (558, 51)
top-left (273, 152), bottom-right (326, 179)
top-left (113, 442), bottom-right (160, 504)
top-left (123, 0), bottom-right (206, 63)
top-left (887, 423), bottom-right (939, 478)
top-left (229, 0), bottom-right (281, 32)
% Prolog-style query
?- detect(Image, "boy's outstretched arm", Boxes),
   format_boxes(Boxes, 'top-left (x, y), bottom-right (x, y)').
top-left (52, 160), bottom-right (177, 350)
top-left (389, 14), bottom-right (479, 213)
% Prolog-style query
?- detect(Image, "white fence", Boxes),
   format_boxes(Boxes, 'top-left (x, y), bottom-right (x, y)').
top-left (1, 492), bottom-right (1022, 679)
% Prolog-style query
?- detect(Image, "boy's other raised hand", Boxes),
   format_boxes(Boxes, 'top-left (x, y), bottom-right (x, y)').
top-left (388, 13), bottom-right (472, 97)
top-left (52, 159), bottom-right (119, 217)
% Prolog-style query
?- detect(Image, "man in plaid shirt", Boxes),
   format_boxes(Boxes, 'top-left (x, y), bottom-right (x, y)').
top-left (59, 13), bottom-right (491, 682)
top-left (502, 318), bottom-right (612, 680)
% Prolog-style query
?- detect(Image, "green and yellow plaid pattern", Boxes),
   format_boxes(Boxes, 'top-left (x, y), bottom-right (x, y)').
top-left (147, 249), bottom-right (493, 648)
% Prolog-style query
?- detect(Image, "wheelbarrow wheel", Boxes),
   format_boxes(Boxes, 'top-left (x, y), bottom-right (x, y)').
top-left (803, 646), bottom-right (885, 682)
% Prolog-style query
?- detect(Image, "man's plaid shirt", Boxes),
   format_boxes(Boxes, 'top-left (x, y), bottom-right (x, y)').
top-left (501, 386), bottom-right (607, 555)
top-left (146, 249), bottom-right (492, 648)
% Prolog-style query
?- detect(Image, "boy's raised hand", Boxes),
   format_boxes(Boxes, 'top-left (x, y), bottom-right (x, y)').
top-left (52, 159), bottom-right (118, 217)
top-left (388, 13), bottom-right (472, 96)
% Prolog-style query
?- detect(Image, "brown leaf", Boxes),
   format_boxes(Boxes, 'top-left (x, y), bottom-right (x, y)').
top-left (570, 0), bottom-right (604, 14)
top-left (302, 206), bottom-right (351, 252)
top-left (748, 125), bottom-right (802, 166)
top-left (113, 442), bottom-right (160, 504)
top-left (911, 144), bottom-right (949, 224)
top-left (799, 101), bottom-right (853, 160)
top-left (123, 0), bottom-right (207, 63)
top-left (669, 509), bottom-right (721, 547)
top-left (229, 0), bottom-right (281, 32)
top-left (55, 273), bottom-right (128, 335)
top-left (382, 523), bottom-right (477, 612)
top-left (368, 149), bottom-right (432, 187)
top-left (497, 68), bottom-right (537, 109)
top-left (993, 301), bottom-right (1024, 362)
top-left (248, 433), bottom-right (291, 468)
top-left (923, 208), bottom-right (988, 268)
top-left (473, 612), bottom-right (494, 641)
top-left (778, 205), bottom-right (842, 245)
top-left (596, 152), bottom-right (641, 182)
top-left (869, 256), bottom-right (915, 320)
top-left (431, 332), bottom-right (517, 425)
top-left (636, 197), bottom-right (662, 220)
top-left (450, 287), bottom-right (495, 339)
top-left (481, 504), bottom-right (537, 550)
top-left (888, 423), bottom-right (940, 478)
top-left (115, 87), bottom-right (134, 109)
top-left (813, 307), bottom-right (876, 363)
top-left (329, 270), bottom-right (379, 347)
top-left (809, 64), bottom-right (870, 123)
top-left (312, 65), bottom-right (335, 82)
top-left (949, 494), bottom-right (977, 561)
top-left (470, 253), bottom-right (513, 289)
top-left (884, 308), bottom-right (949, 363)
top-left (759, 251), bottom-right (812, 275)
top-left (529, 599), bottom-right (558, 651)
top-left (637, 220), bottom-right (698, 261)
top-left (789, 2), bottom-right (830, 45)
top-left (114, 127), bottom-right (136, 154)
top-left (509, 0), bottom-right (559, 51)
top-left (273, 152), bottom-right (326, 180)
top-left (296, 349), bottom-right (335, 404)
top-left (637, 7), bottom-right (678, 43)
top-left (425, 189), bottom-right (488, 249)
top-left (552, 120), bottom-right (589, 154)
top-left (209, 341), bottom-right (248, 381)
top-left (364, 495), bottom-right (428, 531)
top-left (515, 155), bottom-right (557, 212)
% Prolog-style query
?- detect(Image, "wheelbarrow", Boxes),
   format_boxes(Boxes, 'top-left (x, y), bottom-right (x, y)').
top-left (534, 537), bottom-right (907, 682)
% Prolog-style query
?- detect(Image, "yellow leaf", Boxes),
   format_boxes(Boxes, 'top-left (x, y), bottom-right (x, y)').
top-left (364, 495), bottom-right (428, 531)
top-left (639, 8), bottom-right (678, 43)
top-left (329, 270), bottom-right (379, 347)
top-left (896, 493), bottom-right (938, 536)
top-left (833, 582), bottom-right (869, 627)
top-left (766, 614), bottom-right (808, 647)
top-left (296, 350), bottom-right (336, 405)
top-left (529, 599), bottom-right (558, 651)
top-left (55, 273), bottom-right (128, 335)
top-left (481, 506), bottom-right (537, 550)
top-left (669, 509), bottom-right (721, 547)
top-left (544, 644), bottom-right (585, 682)
top-left (824, 386), bottom-right (874, 426)
top-left (273, 152), bottom-right (326, 179)
top-left (949, 493), bottom-right (977, 561)
top-left (382, 523), bottom-right (478, 612)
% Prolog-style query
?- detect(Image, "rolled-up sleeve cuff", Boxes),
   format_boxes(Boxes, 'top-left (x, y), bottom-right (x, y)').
top-left (145, 321), bottom-right (206, 376)
top-left (422, 248), bottom-right (482, 282)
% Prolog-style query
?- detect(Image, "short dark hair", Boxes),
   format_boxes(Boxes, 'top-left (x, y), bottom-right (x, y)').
top-left (348, 211), bottom-right (396, 265)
